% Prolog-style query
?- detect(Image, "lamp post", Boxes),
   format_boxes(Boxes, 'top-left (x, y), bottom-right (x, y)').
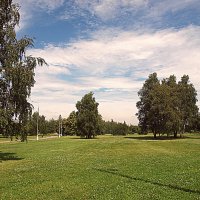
top-left (36, 106), bottom-right (39, 141)
top-left (58, 115), bottom-right (62, 138)
top-left (30, 99), bottom-right (39, 141)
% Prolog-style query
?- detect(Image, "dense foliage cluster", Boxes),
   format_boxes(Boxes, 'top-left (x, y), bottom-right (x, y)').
top-left (0, 0), bottom-right (46, 141)
top-left (27, 112), bottom-right (48, 136)
top-left (62, 111), bottom-right (77, 136)
top-left (137, 73), bottom-right (199, 138)
top-left (100, 120), bottom-right (128, 135)
top-left (1, 2), bottom-right (199, 141)
top-left (76, 92), bottom-right (100, 138)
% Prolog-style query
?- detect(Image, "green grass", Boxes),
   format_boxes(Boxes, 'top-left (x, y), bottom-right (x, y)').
top-left (1, 134), bottom-right (200, 200)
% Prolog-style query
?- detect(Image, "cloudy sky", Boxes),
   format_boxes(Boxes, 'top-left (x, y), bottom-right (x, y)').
top-left (15, 0), bottom-right (200, 124)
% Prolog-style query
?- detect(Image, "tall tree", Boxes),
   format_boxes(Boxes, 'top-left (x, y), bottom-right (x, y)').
top-left (0, 0), bottom-right (46, 141)
top-left (148, 80), bottom-right (181, 137)
top-left (76, 92), bottom-right (99, 139)
top-left (136, 73), bottom-right (160, 135)
top-left (136, 73), bottom-right (198, 138)
top-left (178, 75), bottom-right (199, 136)
top-left (63, 111), bottom-right (77, 136)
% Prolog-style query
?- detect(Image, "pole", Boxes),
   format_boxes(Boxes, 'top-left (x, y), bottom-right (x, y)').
top-left (61, 117), bottom-right (62, 136)
top-left (58, 115), bottom-right (60, 138)
top-left (30, 99), bottom-right (39, 141)
top-left (36, 106), bottom-right (39, 141)
top-left (58, 115), bottom-right (62, 138)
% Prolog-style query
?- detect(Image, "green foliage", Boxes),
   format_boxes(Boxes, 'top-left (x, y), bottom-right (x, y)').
top-left (27, 112), bottom-right (48, 136)
top-left (1, 135), bottom-right (200, 199)
top-left (137, 73), bottom-right (198, 138)
top-left (0, 0), bottom-right (47, 141)
top-left (129, 125), bottom-right (140, 134)
top-left (76, 92), bottom-right (100, 138)
top-left (63, 111), bottom-right (77, 135)
top-left (46, 118), bottom-right (58, 134)
top-left (136, 73), bottom-right (160, 134)
top-left (178, 75), bottom-right (199, 135)
top-left (195, 113), bottom-right (200, 132)
top-left (101, 120), bottom-right (129, 135)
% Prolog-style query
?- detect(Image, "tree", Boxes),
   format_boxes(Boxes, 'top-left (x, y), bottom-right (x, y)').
top-left (63, 111), bottom-right (77, 136)
top-left (76, 92), bottom-right (100, 139)
top-left (27, 112), bottom-right (48, 136)
top-left (136, 73), bottom-right (198, 138)
top-left (129, 125), bottom-right (140, 134)
top-left (0, 0), bottom-right (46, 141)
top-left (148, 81), bottom-right (180, 137)
top-left (178, 75), bottom-right (199, 136)
top-left (195, 112), bottom-right (200, 132)
top-left (100, 119), bottom-right (129, 135)
top-left (136, 73), bottom-right (160, 135)
top-left (46, 118), bottom-right (57, 134)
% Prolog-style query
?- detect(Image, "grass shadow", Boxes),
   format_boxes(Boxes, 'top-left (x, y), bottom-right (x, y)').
top-left (69, 137), bottom-right (100, 140)
top-left (94, 168), bottom-right (200, 195)
top-left (0, 151), bottom-right (23, 162)
top-left (125, 136), bottom-right (186, 141)
top-left (186, 135), bottom-right (200, 139)
top-left (125, 134), bottom-right (200, 140)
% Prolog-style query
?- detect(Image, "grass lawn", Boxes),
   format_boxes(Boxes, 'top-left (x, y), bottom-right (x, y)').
top-left (0, 134), bottom-right (200, 200)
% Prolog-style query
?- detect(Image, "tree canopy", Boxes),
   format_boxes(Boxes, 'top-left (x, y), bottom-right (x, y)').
top-left (136, 73), bottom-right (198, 138)
top-left (62, 111), bottom-right (77, 136)
top-left (0, 0), bottom-right (46, 141)
top-left (76, 92), bottom-right (100, 139)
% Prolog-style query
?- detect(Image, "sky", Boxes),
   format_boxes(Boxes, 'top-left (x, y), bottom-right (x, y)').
top-left (15, 0), bottom-right (200, 124)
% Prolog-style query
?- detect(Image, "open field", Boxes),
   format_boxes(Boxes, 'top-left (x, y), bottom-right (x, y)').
top-left (1, 134), bottom-right (200, 200)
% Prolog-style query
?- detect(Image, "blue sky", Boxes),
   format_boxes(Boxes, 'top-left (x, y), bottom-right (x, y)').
top-left (15, 0), bottom-right (200, 124)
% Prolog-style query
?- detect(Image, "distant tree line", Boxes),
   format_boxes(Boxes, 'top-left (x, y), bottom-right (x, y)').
top-left (136, 73), bottom-right (199, 138)
top-left (63, 118), bottom-right (139, 136)
top-left (2, 84), bottom-right (199, 140)
top-left (17, 92), bottom-right (139, 138)
top-left (1, 1), bottom-right (199, 141)
top-left (25, 82), bottom-right (199, 139)
top-left (26, 113), bottom-right (57, 136)
top-left (99, 120), bottom-right (139, 135)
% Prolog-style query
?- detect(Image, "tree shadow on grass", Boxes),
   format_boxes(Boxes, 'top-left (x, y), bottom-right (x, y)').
top-left (94, 168), bottom-right (200, 195)
top-left (125, 135), bottom-right (200, 141)
top-left (69, 137), bottom-right (99, 140)
top-left (0, 151), bottom-right (23, 162)
top-left (125, 136), bottom-right (186, 141)
top-left (186, 135), bottom-right (200, 139)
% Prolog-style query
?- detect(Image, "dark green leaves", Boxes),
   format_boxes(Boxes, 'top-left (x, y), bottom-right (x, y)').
top-left (0, 0), bottom-right (47, 141)
top-left (76, 92), bottom-right (100, 139)
top-left (136, 73), bottom-right (198, 138)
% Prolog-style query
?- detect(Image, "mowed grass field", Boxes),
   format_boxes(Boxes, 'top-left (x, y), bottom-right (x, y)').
top-left (1, 134), bottom-right (200, 200)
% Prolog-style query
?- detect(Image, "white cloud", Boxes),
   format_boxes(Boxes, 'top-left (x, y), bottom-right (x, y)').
top-left (35, 0), bottom-right (65, 10)
top-left (147, 0), bottom-right (200, 18)
top-left (14, 0), bottom-right (65, 31)
top-left (62, 0), bottom-right (200, 24)
top-left (16, 0), bottom-right (64, 11)
top-left (28, 25), bottom-right (200, 124)
top-left (15, 0), bottom-right (200, 32)
top-left (74, 0), bottom-right (147, 21)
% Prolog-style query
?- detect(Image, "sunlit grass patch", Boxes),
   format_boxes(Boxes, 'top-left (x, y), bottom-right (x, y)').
top-left (1, 134), bottom-right (200, 199)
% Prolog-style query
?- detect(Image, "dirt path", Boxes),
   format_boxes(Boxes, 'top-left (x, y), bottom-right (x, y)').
top-left (0, 135), bottom-right (59, 144)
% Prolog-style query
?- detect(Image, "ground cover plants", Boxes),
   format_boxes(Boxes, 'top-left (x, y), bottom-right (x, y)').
top-left (1, 134), bottom-right (200, 200)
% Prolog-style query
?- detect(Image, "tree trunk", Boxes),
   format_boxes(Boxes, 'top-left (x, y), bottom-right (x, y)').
top-left (153, 133), bottom-right (156, 138)
top-left (180, 124), bottom-right (185, 138)
top-left (174, 131), bottom-right (177, 138)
